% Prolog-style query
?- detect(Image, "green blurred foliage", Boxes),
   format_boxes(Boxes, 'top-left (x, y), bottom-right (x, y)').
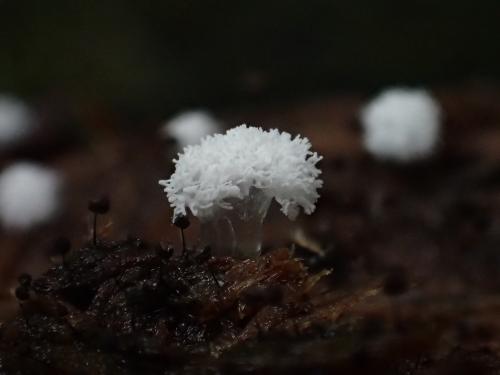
top-left (0, 0), bottom-right (499, 114)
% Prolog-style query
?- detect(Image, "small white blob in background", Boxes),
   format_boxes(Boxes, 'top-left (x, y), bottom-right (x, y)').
top-left (160, 110), bottom-right (222, 148)
top-left (0, 163), bottom-right (63, 231)
top-left (0, 95), bottom-right (37, 149)
top-left (360, 88), bottom-right (442, 162)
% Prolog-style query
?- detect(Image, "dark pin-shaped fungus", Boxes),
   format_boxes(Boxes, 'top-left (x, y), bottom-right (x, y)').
top-left (173, 214), bottom-right (190, 254)
top-left (88, 195), bottom-right (110, 246)
top-left (159, 125), bottom-right (323, 259)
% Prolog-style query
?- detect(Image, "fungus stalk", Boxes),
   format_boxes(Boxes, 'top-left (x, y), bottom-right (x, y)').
top-left (173, 215), bottom-right (190, 254)
top-left (199, 188), bottom-right (272, 258)
top-left (88, 196), bottom-right (110, 246)
top-left (160, 125), bottom-right (323, 259)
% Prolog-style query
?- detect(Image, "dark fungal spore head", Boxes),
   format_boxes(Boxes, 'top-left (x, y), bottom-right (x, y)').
top-left (173, 215), bottom-right (190, 230)
top-left (88, 195), bottom-right (110, 215)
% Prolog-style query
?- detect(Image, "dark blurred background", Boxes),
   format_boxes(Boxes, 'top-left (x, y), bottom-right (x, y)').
top-left (1, 0), bottom-right (499, 117)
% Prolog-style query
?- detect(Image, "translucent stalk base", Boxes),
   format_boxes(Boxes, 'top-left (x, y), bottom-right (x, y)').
top-left (200, 189), bottom-right (272, 259)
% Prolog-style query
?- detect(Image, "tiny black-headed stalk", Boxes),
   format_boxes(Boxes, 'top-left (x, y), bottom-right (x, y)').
top-left (173, 215), bottom-right (190, 254)
top-left (88, 195), bottom-right (110, 246)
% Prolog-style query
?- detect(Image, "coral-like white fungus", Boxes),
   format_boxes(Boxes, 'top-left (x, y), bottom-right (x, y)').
top-left (0, 95), bottom-right (36, 148)
top-left (361, 88), bottom-right (442, 162)
top-left (160, 125), bottom-right (323, 221)
top-left (160, 125), bottom-right (323, 258)
top-left (0, 163), bottom-right (62, 230)
top-left (160, 110), bottom-right (221, 148)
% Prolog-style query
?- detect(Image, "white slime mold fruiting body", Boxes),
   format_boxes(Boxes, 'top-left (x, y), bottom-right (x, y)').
top-left (361, 88), bottom-right (442, 162)
top-left (0, 163), bottom-right (62, 230)
top-left (159, 125), bottom-right (323, 258)
top-left (161, 110), bottom-right (221, 148)
top-left (0, 95), bottom-right (36, 149)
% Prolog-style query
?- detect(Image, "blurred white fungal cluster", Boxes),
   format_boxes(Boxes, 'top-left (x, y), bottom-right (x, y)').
top-left (0, 95), bottom-right (36, 149)
top-left (361, 88), bottom-right (442, 162)
top-left (160, 125), bottom-right (323, 221)
top-left (0, 163), bottom-right (62, 230)
top-left (160, 110), bottom-right (222, 148)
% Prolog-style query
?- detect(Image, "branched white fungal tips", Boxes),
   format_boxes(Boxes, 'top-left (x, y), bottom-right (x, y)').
top-left (159, 125), bottom-right (323, 221)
